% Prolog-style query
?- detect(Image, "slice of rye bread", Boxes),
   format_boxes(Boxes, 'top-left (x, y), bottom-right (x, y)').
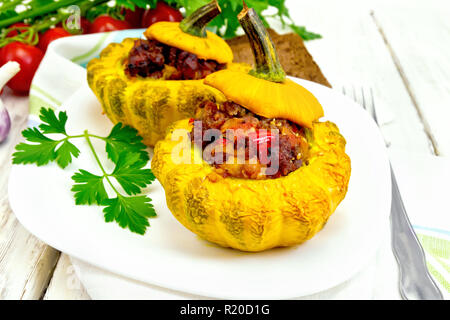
top-left (226, 29), bottom-right (331, 88)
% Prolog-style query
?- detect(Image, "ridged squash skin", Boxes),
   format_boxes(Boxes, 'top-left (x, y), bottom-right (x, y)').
top-left (87, 38), bottom-right (248, 146)
top-left (152, 119), bottom-right (351, 252)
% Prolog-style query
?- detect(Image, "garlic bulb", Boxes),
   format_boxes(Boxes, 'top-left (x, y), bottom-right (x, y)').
top-left (0, 62), bottom-right (21, 143)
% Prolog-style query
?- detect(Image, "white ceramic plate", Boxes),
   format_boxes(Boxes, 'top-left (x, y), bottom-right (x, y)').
top-left (8, 78), bottom-right (391, 299)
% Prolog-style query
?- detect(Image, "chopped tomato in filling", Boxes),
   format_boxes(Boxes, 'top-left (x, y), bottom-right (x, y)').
top-left (125, 39), bottom-right (226, 80)
top-left (191, 100), bottom-right (310, 179)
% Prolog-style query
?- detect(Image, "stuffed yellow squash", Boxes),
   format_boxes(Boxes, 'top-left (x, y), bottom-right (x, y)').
top-left (152, 5), bottom-right (351, 252)
top-left (87, 1), bottom-right (248, 146)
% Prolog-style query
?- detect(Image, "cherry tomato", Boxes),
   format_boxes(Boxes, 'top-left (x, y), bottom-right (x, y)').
top-left (38, 27), bottom-right (71, 52)
top-left (122, 7), bottom-right (145, 28)
top-left (5, 22), bottom-right (30, 38)
top-left (79, 17), bottom-right (92, 34)
top-left (0, 42), bottom-right (44, 94)
top-left (89, 15), bottom-right (131, 33)
top-left (141, 2), bottom-right (183, 28)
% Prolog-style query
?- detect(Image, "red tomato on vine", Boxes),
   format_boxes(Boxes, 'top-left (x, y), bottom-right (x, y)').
top-left (141, 2), bottom-right (183, 28)
top-left (5, 22), bottom-right (30, 38)
top-left (0, 42), bottom-right (44, 94)
top-left (38, 27), bottom-right (72, 52)
top-left (89, 15), bottom-right (131, 33)
top-left (122, 7), bottom-right (145, 28)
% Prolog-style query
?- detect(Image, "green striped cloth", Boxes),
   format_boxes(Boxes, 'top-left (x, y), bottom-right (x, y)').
top-left (418, 233), bottom-right (449, 291)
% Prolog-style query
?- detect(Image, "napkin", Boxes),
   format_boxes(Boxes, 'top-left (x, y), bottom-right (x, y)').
top-left (26, 30), bottom-right (448, 300)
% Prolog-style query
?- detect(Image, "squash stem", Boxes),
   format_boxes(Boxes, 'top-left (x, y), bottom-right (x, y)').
top-left (238, 3), bottom-right (286, 82)
top-left (179, 1), bottom-right (221, 38)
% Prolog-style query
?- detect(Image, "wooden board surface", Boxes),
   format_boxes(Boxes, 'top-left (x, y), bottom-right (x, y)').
top-left (43, 254), bottom-right (90, 300)
top-left (286, 0), bottom-right (436, 155)
top-left (371, 6), bottom-right (450, 155)
top-left (1, 0), bottom-right (449, 299)
top-left (228, 30), bottom-right (331, 87)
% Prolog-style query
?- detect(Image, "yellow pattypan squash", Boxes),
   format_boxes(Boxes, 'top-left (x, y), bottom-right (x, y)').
top-left (152, 5), bottom-right (351, 252)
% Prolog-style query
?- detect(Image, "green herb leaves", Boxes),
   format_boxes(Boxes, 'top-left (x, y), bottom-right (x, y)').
top-left (111, 152), bottom-right (155, 195)
top-left (12, 107), bottom-right (156, 235)
top-left (70, 147), bottom-right (157, 234)
top-left (205, 0), bottom-right (322, 40)
top-left (289, 24), bottom-right (322, 41)
top-left (72, 170), bottom-right (109, 205)
top-left (105, 123), bottom-right (149, 163)
top-left (39, 107), bottom-right (69, 134)
top-left (103, 196), bottom-right (156, 235)
top-left (115, 0), bottom-right (150, 11)
top-left (13, 108), bottom-right (81, 168)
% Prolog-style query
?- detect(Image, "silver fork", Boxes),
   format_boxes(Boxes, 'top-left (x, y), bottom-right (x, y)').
top-left (342, 85), bottom-right (443, 300)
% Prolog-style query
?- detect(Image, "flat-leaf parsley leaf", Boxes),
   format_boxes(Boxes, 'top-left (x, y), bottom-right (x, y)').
top-left (71, 169), bottom-right (109, 205)
top-left (112, 152), bottom-right (156, 196)
top-left (12, 107), bottom-right (156, 235)
top-left (105, 123), bottom-right (150, 164)
top-left (103, 196), bottom-right (156, 235)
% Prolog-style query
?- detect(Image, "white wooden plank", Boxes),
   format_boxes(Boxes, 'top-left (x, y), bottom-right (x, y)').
top-left (0, 89), bottom-right (60, 300)
top-left (43, 254), bottom-right (90, 300)
top-left (285, 0), bottom-right (434, 154)
top-left (0, 200), bottom-right (60, 300)
top-left (371, 4), bottom-right (450, 155)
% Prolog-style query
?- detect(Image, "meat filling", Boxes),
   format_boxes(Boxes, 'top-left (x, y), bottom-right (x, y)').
top-left (191, 100), bottom-right (310, 179)
top-left (125, 39), bottom-right (226, 80)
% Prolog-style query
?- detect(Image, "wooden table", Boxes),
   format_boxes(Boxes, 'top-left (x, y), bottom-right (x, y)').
top-left (0, 0), bottom-right (449, 299)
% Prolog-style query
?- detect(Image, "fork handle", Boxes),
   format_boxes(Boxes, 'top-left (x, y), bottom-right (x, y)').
top-left (390, 166), bottom-right (443, 300)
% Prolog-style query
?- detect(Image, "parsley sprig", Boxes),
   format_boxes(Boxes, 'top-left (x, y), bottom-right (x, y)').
top-left (12, 107), bottom-right (156, 235)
